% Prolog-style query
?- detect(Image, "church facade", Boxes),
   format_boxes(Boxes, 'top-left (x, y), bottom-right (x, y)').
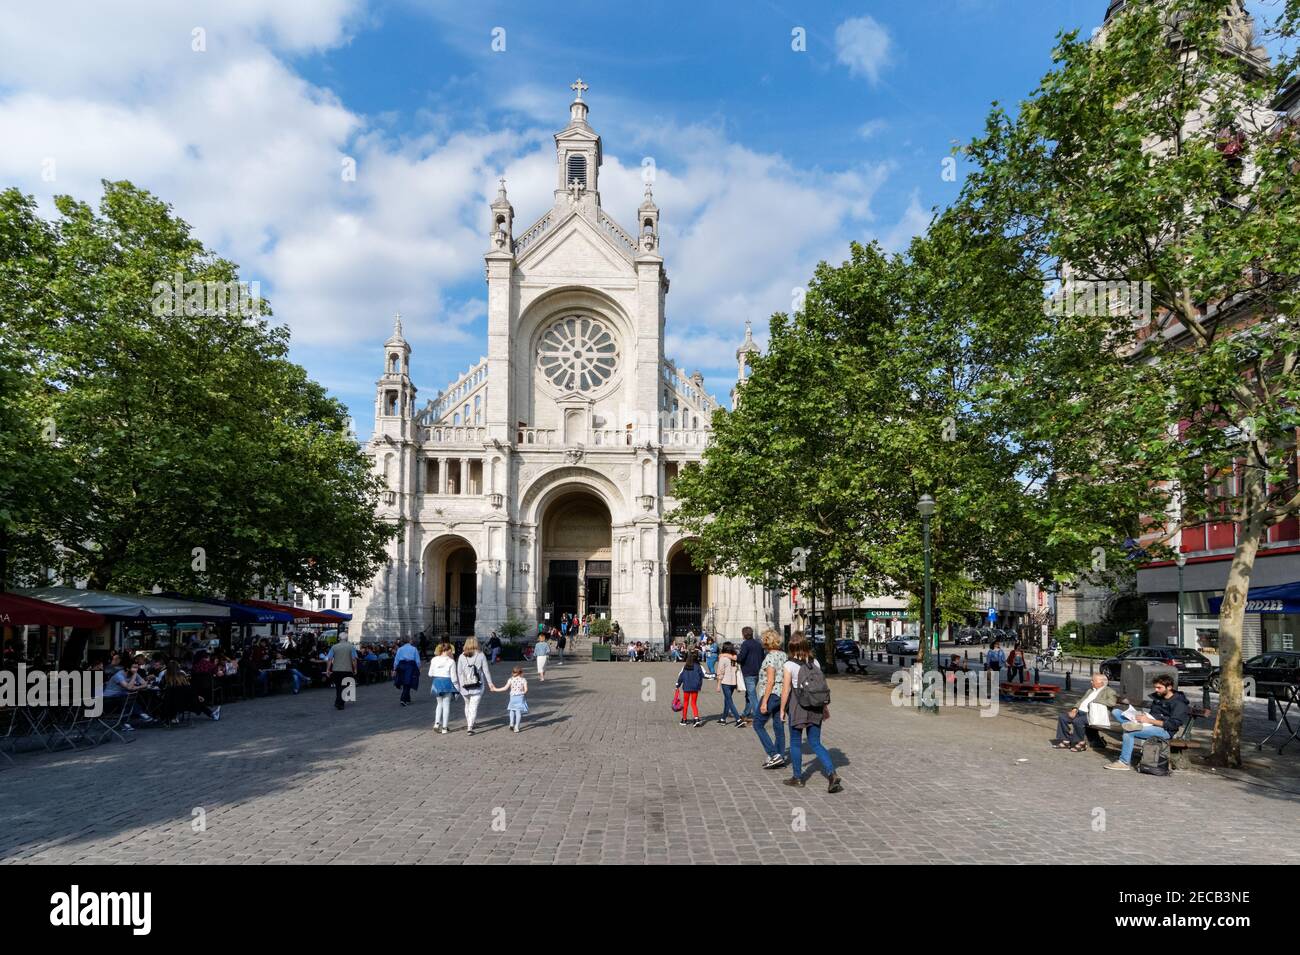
top-left (352, 82), bottom-right (775, 645)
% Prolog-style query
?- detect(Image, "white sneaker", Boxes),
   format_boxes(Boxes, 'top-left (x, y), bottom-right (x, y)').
top-left (440, 727), bottom-right (448, 735)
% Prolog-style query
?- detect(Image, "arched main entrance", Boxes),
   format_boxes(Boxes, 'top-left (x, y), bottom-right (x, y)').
top-left (538, 490), bottom-right (612, 627)
top-left (668, 540), bottom-right (709, 638)
top-left (424, 535), bottom-right (477, 639)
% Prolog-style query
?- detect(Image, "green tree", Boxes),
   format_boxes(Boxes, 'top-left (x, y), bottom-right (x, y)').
top-left (957, 0), bottom-right (1300, 765)
top-left (0, 181), bottom-right (397, 600)
top-left (671, 228), bottom-right (1077, 675)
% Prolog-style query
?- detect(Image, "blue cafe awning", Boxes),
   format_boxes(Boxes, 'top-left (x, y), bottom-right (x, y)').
top-left (1208, 581), bottom-right (1300, 615)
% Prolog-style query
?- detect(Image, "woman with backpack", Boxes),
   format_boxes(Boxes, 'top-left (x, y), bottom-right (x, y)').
top-left (715, 641), bottom-right (742, 725)
top-left (457, 637), bottom-right (499, 736)
top-left (780, 636), bottom-right (842, 793)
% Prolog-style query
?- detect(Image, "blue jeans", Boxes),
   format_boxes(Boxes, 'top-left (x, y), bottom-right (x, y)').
top-left (705, 652), bottom-right (718, 675)
top-left (790, 723), bottom-right (834, 779)
top-left (720, 685), bottom-right (740, 721)
top-left (752, 694), bottom-right (785, 759)
top-left (1112, 707), bottom-right (1171, 764)
top-left (741, 674), bottom-right (759, 718)
top-left (291, 669), bottom-right (311, 693)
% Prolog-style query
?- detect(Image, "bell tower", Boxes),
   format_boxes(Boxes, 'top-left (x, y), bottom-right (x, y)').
top-left (553, 77), bottom-right (602, 210)
top-left (375, 312), bottom-right (416, 441)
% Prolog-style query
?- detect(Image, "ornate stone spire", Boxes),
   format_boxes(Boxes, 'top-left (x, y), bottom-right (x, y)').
top-left (385, 310), bottom-right (406, 345)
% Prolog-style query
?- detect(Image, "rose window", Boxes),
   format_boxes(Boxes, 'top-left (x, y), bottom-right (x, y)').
top-left (536, 316), bottom-right (619, 392)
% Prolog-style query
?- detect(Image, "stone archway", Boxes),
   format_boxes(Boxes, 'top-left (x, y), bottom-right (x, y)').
top-left (667, 539), bottom-right (710, 639)
top-left (538, 490), bottom-right (612, 627)
top-left (423, 534), bottom-right (477, 638)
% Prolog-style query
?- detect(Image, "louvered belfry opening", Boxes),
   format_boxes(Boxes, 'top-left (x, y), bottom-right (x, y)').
top-left (566, 153), bottom-right (587, 188)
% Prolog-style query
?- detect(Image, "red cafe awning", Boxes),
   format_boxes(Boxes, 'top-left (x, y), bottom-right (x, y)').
top-left (242, 599), bottom-right (341, 624)
top-left (0, 593), bottom-right (107, 629)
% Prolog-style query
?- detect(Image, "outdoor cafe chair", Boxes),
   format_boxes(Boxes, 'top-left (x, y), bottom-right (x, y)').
top-left (91, 691), bottom-right (139, 745)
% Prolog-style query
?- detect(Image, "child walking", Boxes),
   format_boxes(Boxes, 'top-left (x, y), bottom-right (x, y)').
top-left (492, 666), bottom-right (529, 732)
top-left (428, 642), bottom-right (459, 734)
top-left (676, 650), bottom-right (705, 727)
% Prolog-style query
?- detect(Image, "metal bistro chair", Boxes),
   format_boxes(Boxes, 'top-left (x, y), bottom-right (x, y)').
top-left (0, 706), bottom-right (18, 765)
top-left (45, 703), bottom-right (96, 751)
top-left (91, 691), bottom-right (140, 745)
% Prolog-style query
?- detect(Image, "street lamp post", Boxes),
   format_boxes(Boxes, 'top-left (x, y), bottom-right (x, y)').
top-left (1175, 553), bottom-right (1186, 650)
top-left (917, 494), bottom-right (936, 692)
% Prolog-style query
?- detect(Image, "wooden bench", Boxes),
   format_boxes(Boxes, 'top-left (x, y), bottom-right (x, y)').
top-left (1091, 705), bottom-right (1211, 767)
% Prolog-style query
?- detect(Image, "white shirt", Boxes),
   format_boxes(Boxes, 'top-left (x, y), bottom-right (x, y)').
top-left (428, 655), bottom-right (456, 680)
top-left (1078, 685), bottom-right (1104, 710)
top-left (784, 658), bottom-right (821, 689)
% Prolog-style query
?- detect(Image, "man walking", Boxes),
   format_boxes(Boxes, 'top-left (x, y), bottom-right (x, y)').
top-left (326, 637), bottom-right (358, 710)
top-left (735, 626), bottom-right (763, 726)
top-left (556, 629), bottom-right (567, 665)
top-left (392, 636), bottom-right (421, 707)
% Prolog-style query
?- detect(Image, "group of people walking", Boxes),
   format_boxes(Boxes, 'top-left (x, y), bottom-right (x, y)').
top-left (675, 626), bottom-right (844, 793)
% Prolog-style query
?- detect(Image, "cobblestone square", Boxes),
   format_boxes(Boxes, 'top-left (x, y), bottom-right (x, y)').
top-left (2, 657), bottom-right (1296, 865)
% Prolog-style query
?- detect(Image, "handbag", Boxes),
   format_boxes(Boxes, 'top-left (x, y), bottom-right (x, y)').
top-left (671, 688), bottom-right (683, 712)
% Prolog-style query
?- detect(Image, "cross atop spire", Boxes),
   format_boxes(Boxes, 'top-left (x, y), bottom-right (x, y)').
top-left (570, 77), bottom-right (589, 101)
top-left (393, 310), bottom-right (403, 337)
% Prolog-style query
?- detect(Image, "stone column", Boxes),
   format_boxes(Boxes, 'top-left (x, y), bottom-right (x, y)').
top-left (460, 458), bottom-right (469, 496)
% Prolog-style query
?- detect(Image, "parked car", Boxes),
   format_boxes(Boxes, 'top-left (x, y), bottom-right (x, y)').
top-left (833, 639), bottom-right (860, 660)
top-left (1099, 646), bottom-right (1214, 684)
top-left (1208, 650), bottom-right (1300, 695)
top-left (884, 636), bottom-right (921, 656)
top-left (955, 627), bottom-right (981, 646)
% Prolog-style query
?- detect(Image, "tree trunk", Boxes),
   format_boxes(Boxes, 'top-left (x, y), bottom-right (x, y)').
top-left (1208, 473), bottom-right (1265, 768)
top-left (822, 584), bottom-right (838, 674)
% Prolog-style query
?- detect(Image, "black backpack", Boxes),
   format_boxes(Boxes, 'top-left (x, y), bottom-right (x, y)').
top-left (794, 663), bottom-right (831, 710)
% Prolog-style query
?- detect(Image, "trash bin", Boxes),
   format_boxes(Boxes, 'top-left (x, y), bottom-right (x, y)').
top-left (591, 643), bottom-right (611, 662)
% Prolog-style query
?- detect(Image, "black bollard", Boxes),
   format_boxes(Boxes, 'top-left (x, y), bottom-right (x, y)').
top-left (1268, 696), bottom-right (1277, 722)
top-left (1202, 682), bottom-right (1210, 710)
top-left (1065, 672), bottom-right (1072, 691)
top-left (1033, 667), bottom-right (1040, 685)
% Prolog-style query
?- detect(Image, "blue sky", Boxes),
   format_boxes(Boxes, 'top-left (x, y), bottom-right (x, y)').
top-left (0, 1), bottom-right (1195, 436)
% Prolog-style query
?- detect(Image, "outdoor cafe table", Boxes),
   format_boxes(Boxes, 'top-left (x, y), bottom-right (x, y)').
top-left (1257, 681), bottom-right (1300, 755)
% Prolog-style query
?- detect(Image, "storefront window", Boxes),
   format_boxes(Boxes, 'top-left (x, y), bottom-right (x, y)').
top-left (1261, 613), bottom-right (1299, 653)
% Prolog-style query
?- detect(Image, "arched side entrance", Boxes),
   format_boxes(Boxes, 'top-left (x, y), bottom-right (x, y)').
top-left (667, 539), bottom-right (709, 638)
top-left (423, 535), bottom-right (478, 639)
top-left (538, 490), bottom-right (612, 627)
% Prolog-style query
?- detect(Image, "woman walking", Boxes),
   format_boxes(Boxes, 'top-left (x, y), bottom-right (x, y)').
top-left (428, 642), bottom-right (459, 734)
top-left (779, 636), bottom-right (842, 793)
top-left (753, 629), bottom-right (788, 769)
top-left (675, 650), bottom-right (705, 727)
top-left (715, 641), bottom-right (742, 726)
top-left (457, 637), bottom-right (498, 735)
top-left (1007, 642), bottom-right (1027, 683)
top-left (492, 666), bottom-right (529, 732)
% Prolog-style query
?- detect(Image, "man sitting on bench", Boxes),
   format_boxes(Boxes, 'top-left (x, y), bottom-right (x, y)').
top-left (1105, 674), bottom-right (1189, 771)
top-left (1053, 672), bottom-right (1117, 752)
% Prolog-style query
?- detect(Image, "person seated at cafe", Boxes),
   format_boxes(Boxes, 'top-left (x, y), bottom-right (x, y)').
top-left (102, 661), bottom-right (155, 727)
top-left (158, 661), bottom-right (221, 723)
top-left (1053, 672), bottom-right (1117, 752)
top-left (669, 643), bottom-right (683, 662)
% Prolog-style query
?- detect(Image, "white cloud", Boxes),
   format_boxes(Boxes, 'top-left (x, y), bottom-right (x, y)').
top-left (882, 190), bottom-right (932, 253)
top-left (835, 16), bottom-right (894, 85)
top-left (857, 119), bottom-right (888, 140)
top-left (0, 1), bottom-right (911, 405)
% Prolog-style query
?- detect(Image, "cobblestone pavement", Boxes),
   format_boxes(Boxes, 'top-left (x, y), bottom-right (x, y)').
top-left (1, 655), bottom-right (1296, 864)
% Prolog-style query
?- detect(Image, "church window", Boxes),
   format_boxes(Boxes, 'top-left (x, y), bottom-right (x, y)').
top-left (453, 412), bottom-right (460, 425)
top-left (567, 153), bottom-right (587, 188)
top-left (537, 315), bottom-right (619, 392)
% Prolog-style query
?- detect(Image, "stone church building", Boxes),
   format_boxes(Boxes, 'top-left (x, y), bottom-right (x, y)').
top-left (352, 82), bottom-right (774, 644)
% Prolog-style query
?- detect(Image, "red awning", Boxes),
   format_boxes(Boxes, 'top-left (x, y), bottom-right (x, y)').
top-left (243, 599), bottom-right (342, 624)
top-left (0, 593), bottom-right (107, 628)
